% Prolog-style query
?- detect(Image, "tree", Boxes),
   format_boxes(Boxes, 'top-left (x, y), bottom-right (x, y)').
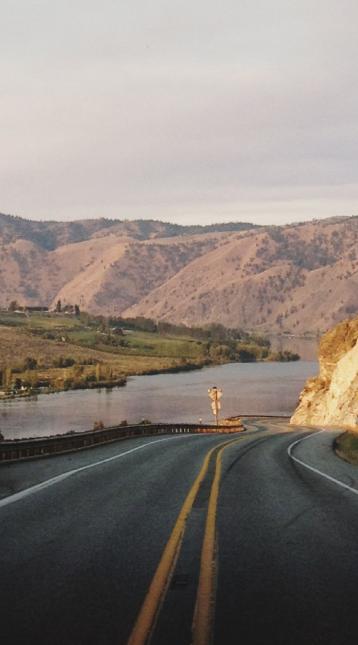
top-left (74, 304), bottom-right (80, 316)
top-left (23, 356), bottom-right (37, 370)
top-left (99, 318), bottom-right (110, 333)
top-left (237, 346), bottom-right (257, 362)
top-left (95, 363), bottom-right (102, 382)
top-left (8, 300), bottom-right (19, 312)
top-left (55, 299), bottom-right (62, 313)
top-left (3, 367), bottom-right (12, 389)
top-left (71, 365), bottom-right (84, 380)
top-left (24, 370), bottom-right (38, 388)
top-left (103, 365), bottom-right (113, 380)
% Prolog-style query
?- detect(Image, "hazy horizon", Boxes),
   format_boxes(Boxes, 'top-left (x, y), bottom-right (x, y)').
top-left (1, 209), bottom-right (357, 228)
top-left (1, 1), bottom-right (357, 225)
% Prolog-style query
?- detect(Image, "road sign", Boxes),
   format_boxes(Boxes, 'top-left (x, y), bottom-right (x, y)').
top-left (208, 386), bottom-right (223, 426)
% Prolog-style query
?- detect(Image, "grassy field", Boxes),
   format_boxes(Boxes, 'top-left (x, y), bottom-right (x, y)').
top-left (0, 312), bottom-right (208, 394)
top-left (66, 328), bottom-right (206, 359)
top-left (0, 310), bottom-right (299, 396)
top-left (0, 312), bottom-right (207, 357)
top-left (335, 431), bottom-right (358, 465)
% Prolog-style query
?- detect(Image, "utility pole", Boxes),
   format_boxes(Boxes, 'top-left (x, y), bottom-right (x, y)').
top-left (208, 386), bottom-right (222, 426)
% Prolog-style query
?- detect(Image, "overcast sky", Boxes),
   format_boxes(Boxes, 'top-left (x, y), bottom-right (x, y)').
top-left (1, 0), bottom-right (357, 224)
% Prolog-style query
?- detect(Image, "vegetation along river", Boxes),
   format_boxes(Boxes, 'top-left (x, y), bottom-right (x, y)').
top-left (0, 359), bottom-right (317, 439)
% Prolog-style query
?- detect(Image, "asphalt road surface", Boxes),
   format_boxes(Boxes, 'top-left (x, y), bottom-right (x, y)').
top-left (1, 419), bottom-right (358, 645)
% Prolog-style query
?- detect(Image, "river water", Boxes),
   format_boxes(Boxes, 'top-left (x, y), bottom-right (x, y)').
top-left (0, 359), bottom-right (318, 439)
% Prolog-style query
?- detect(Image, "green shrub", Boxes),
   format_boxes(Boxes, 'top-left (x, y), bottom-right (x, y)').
top-left (23, 356), bottom-right (37, 370)
top-left (53, 356), bottom-right (76, 368)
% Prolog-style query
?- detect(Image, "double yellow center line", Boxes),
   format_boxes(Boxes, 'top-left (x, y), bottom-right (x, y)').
top-left (127, 436), bottom-right (245, 645)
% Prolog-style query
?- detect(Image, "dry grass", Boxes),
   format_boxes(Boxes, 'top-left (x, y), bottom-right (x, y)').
top-left (0, 325), bottom-right (198, 386)
top-left (0, 325), bottom-right (114, 368)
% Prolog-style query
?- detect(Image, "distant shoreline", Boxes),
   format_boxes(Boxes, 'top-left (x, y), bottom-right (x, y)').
top-left (0, 353), bottom-right (306, 403)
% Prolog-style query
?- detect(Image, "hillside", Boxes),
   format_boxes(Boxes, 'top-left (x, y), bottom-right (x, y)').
top-left (124, 217), bottom-right (358, 333)
top-left (290, 316), bottom-right (358, 427)
top-left (0, 212), bottom-right (357, 333)
top-left (0, 212), bottom-right (256, 250)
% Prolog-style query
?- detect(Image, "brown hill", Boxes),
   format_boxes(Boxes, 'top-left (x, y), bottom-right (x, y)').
top-left (124, 217), bottom-right (358, 333)
top-left (0, 213), bottom-right (357, 333)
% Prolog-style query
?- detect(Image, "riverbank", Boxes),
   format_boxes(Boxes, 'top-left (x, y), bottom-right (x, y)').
top-left (0, 359), bottom-right (208, 400)
top-left (0, 376), bottom-right (128, 400)
top-left (0, 312), bottom-right (303, 399)
top-left (0, 350), bottom-right (302, 400)
top-left (0, 319), bottom-right (210, 396)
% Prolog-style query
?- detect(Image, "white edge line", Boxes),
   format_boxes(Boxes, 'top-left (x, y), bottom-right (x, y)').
top-left (287, 429), bottom-right (358, 496)
top-left (0, 435), bottom-right (200, 509)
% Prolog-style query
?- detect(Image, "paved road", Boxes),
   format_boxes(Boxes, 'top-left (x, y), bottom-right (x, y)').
top-left (1, 420), bottom-right (358, 645)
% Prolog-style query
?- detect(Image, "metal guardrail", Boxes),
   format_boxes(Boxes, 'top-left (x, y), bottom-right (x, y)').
top-left (0, 422), bottom-right (244, 463)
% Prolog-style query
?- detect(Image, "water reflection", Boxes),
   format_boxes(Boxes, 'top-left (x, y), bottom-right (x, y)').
top-left (0, 360), bottom-right (318, 439)
top-left (268, 335), bottom-right (319, 361)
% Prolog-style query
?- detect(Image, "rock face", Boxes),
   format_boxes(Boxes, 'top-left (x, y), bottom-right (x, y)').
top-left (291, 317), bottom-right (358, 427)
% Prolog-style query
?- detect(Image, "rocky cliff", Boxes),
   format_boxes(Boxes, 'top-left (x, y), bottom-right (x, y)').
top-left (291, 317), bottom-right (358, 427)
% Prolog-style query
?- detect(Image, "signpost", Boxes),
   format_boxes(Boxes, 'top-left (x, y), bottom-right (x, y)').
top-left (208, 386), bottom-right (222, 426)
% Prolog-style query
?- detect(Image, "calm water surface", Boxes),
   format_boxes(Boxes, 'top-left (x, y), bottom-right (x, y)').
top-left (0, 361), bottom-right (318, 439)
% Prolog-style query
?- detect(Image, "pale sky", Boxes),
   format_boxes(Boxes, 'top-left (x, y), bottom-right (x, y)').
top-left (1, 0), bottom-right (357, 225)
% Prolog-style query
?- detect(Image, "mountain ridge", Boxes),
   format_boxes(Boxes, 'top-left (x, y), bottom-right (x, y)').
top-left (0, 212), bottom-right (258, 250)
top-left (0, 212), bottom-right (357, 334)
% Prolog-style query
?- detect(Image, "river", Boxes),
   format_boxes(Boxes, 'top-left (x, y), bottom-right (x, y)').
top-left (0, 359), bottom-right (318, 439)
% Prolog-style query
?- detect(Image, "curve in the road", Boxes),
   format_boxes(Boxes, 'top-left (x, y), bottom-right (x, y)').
top-left (3, 422), bottom-right (358, 645)
top-left (287, 430), bottom-right (358, 496)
